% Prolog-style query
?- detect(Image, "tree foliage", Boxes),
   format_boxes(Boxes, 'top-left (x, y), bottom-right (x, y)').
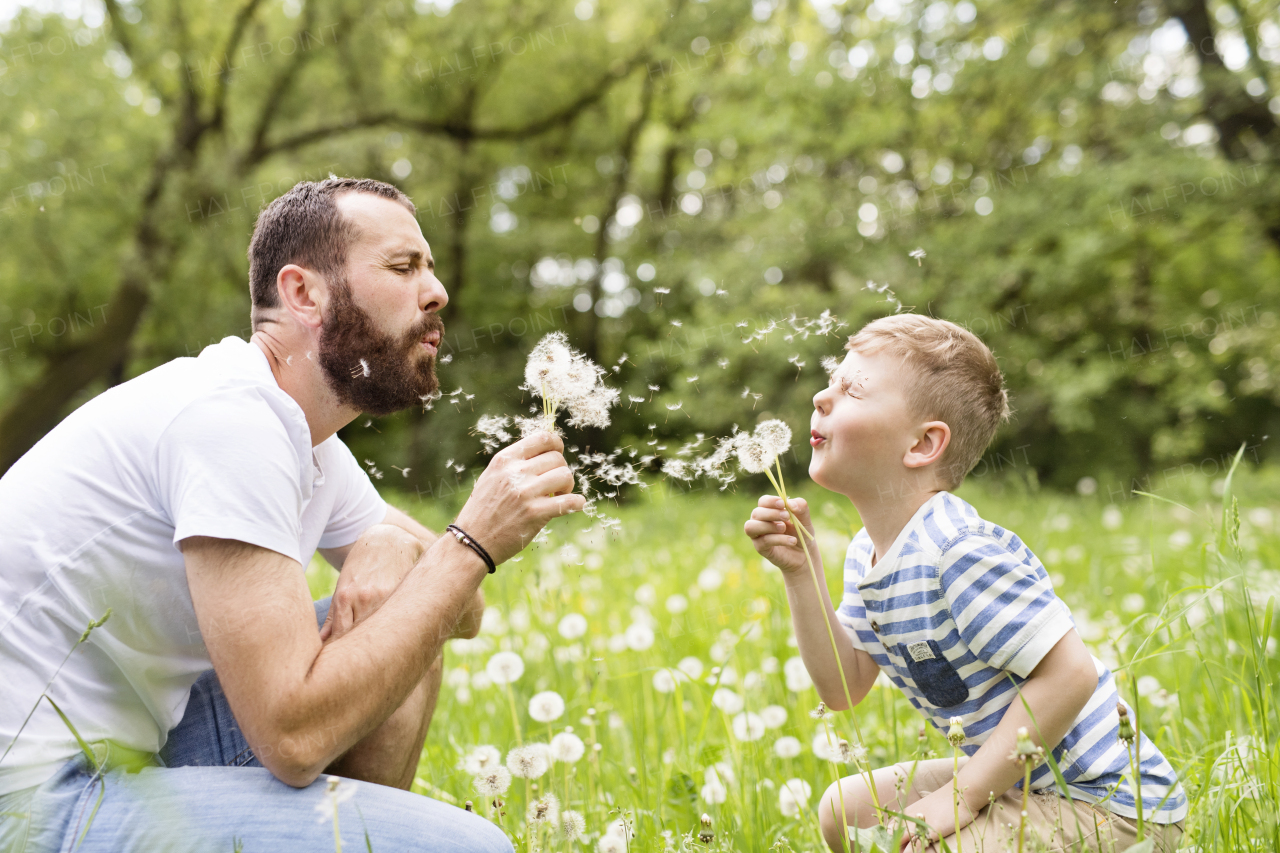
top-left (0, 0), bottom-right (1277, 493)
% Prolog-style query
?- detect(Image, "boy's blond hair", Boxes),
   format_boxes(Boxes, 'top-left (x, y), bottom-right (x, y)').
top-left (846, 314), bottom-right (1011, 489)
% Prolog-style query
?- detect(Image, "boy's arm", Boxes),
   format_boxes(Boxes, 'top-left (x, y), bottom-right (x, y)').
top-left (746, 496), bottom-right (880, 709)
top-left (902, 630), bottom-right (1097, 846)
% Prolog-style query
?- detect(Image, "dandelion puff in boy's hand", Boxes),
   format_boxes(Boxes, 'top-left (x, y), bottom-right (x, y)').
top-left (736, 437), bottom-right (770, 474)
top-left (753, 419), bottom-right (792, 457)
top-left (529, 690), bottom-right (565, 723)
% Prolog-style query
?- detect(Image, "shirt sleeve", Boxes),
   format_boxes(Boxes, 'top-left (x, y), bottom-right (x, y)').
top-left (316, 437), bottom-right (388, 550)
top-left (938, 532), bottom-right (1075, 677)
top-left (156, 390), bottom-right (307, 565)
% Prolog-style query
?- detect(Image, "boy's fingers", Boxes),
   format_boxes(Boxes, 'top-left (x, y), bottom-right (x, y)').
top-left (756, 534), bottom-right (799, 549)
top-left (744, 520), bottom-right (788, 538)
top-left (758, 495), bottom-right (779, 507)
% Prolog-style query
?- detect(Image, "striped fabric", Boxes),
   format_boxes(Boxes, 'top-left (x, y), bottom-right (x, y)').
top-left (835, 491), bottom-right (1187, 823)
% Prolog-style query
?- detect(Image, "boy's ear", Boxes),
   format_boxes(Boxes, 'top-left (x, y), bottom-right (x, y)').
top-left (903, 421), bottom-right (950, 469)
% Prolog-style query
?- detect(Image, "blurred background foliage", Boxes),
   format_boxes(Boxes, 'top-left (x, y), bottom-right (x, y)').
top-left (1, 0), bottom-right (1278, 496)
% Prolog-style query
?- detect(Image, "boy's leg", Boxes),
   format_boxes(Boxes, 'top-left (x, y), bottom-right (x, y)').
top-left (818, 758), bottom-right (958, 851)
top-left (926, 784), bottom-right (1185, 853)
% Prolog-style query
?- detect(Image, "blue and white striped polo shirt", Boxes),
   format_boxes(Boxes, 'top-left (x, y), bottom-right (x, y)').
top-left (835, 490), bottom-right (1186, 823)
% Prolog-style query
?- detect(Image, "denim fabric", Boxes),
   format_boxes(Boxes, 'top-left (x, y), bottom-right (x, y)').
top-left (0, 597), bottom-right (512, 853)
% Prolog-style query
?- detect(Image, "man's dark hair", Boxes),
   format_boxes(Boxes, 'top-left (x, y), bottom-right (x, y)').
top-left (248, 177), bottom-right (416, 323)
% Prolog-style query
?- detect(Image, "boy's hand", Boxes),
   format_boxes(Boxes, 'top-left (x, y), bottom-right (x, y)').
top-left (744, 495), bottom-right (817, 574)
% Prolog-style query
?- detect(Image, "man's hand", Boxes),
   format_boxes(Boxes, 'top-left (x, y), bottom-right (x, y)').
top-left (745, 495), bottom-right (817, 574)
top-left (319, 524), bottom-right (423, 643)
top-left (453, 431), bottom-right (585, 565)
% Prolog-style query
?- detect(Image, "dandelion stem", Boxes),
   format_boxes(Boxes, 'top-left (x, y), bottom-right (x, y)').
top-left (506, 683), bottom-right (524, 747)
top-left (952, 745), bottom-right (963, 853)
top-left (1017, 754), bottom-right (1031, 853)
top-left (763, 461), bottom-right (882, 823)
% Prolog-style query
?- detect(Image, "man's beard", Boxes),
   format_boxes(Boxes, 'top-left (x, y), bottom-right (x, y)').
top-left (317, 283), bottom-right (444, 416)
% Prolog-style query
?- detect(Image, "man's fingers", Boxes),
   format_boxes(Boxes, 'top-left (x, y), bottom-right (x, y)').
top-left (504, 430), bottom-right (564, 460)
top-left (522, 450), bottom-right (568, 479)
top-left (537, 493), bottom-right (586, 518)
top-left (529, 467), bottom-right (575, 497)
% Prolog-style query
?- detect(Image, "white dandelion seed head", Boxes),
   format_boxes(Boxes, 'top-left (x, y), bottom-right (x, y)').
top-left (550, 731), bottom-right (585, 764)
top-left (558, 613), bottom-right (588, 640)
top-left (784, 657), bottom-right (813, 693)
top-left (736, 437), bottom-right (771, 474)
top-left (778, 778), bottom-right (812, 817)
top-left (731, 711), bottom-right (766, 742)
top-left (461, 744), bottom-right (502, 775)
top-left (485, 651), bottom-right (525, 685)
top-left (561, 809), bottom-right (587, 842)
top-left (524, 332), bottom-right (573, 395)
top-left (472, 765), bottom-right (512, 796)
top-left (811, 733), bottom-right (837, 762)
top-left (605, 817), bottom-right (636, 841)
top-left (700, 774), bottom-right (727, 805)
top-left (754, 420), bottom-right (792, 456)
top-left (624, 622), bottom-right (655, 651)
top-left (506, 745), bottom-right (551, 779)
top-left (529, 690), bottom-right (566, 723)
top-left (526, 792), bottom-right (560, 825)
top-left (652, 668), bottom-right (679, 694)
top-left (677, 657), bottom-right (704, 680)
top-left (711, 688), bottom-right (744, 715)
top-left (597, 835), bottom-right (626, 853)
top-left (760, 705), bottom-right (788, 729)
top-left (773, 736), bottom-right (802, 759)
top-left (567, 385), bottom-right (619, 429)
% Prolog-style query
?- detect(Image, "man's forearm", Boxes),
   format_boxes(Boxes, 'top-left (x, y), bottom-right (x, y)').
top-left (273, 534), bottom-right (487, 783)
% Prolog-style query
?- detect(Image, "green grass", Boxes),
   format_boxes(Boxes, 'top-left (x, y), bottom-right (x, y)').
top-left (306, 463), bottom-right (1280, 852)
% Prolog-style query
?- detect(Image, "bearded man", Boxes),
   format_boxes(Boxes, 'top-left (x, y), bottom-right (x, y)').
top-left (0, 178), bottom-right (581, 852)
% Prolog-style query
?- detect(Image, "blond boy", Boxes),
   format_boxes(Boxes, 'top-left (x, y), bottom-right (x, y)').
top-left (745, 315), bottom-right (1185, 852)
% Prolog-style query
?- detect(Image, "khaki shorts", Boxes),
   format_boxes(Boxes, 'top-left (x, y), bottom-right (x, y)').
top-left (832, 758), bottom-right (1184, 853)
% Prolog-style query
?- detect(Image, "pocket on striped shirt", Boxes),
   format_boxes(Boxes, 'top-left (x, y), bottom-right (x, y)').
top-left (900, 639), bottom-right (969, 708)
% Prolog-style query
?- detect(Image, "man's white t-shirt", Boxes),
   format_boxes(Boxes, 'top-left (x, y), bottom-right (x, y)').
top-left (0, 336), bottom-right (387, 795)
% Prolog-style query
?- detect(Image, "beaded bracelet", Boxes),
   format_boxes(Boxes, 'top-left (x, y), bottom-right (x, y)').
top-left (446, 524), bottom-right (496, 574)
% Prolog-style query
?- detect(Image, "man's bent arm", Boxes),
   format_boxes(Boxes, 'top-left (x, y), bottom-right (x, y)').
top-left (182, 531), bottom-right (488, 788)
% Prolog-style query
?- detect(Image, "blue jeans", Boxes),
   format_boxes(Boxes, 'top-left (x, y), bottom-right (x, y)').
top-left (0, 597), bottom-right (511, 853)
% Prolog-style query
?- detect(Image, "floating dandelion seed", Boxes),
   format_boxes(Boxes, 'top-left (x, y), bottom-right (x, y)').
top-left (717, 358), bottom-right (729, 369)
top-left (715, 288), bottom-right (728, 296)
top-left (647, 384), bottom-right (660, 402)
top-left (440, 353), bottom-right (453, 364)
top-left (348, 358), bottom-right (370, 379)
top-left (285, 354), bottom-right (293, 366)
top-left (910, 247), bottom-right (926, 265)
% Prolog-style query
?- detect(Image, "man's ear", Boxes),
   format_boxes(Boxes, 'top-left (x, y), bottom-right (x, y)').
top-left (275, 264), bottom-right (325, 330)
top-left (903, 420), bottom-right (950, 469)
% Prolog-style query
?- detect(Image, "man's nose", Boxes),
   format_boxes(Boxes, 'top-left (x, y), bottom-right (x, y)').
top-left (420, 271), bottom-right (448, 313)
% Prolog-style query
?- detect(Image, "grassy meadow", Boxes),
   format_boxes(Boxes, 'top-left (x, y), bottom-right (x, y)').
top-left (306, 461), bottom-right (1280, 853)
